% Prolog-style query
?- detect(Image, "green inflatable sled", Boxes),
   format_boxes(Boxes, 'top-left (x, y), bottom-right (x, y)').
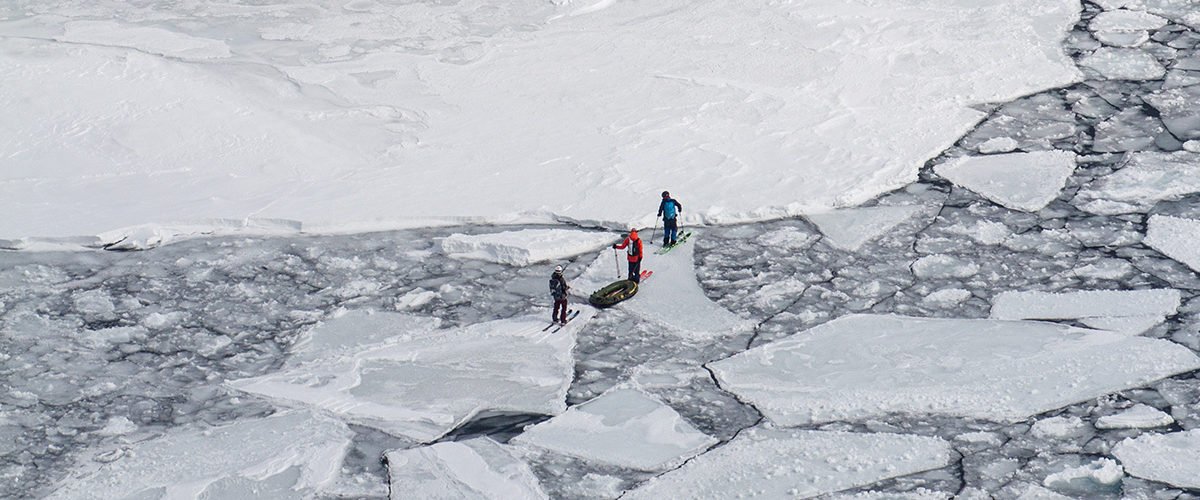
top-left (588, 279), bottom-right (639, 307)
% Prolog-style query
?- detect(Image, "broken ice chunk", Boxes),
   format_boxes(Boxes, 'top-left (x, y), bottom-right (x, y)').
top-left (977, 137), bottom-right (1020, 154)
top-left (1145, 215), bottom-right (1200, 272)
top-left (47, 410), bottom-right (352, 500)
top-left (989, 289), bottom-right (1180, 336)
top-left (1075, 152), bottom-right (1200, 214)
top-left (1145, 85), bottom-right (1200, 141)
top-left (623, 429), bottom-right (952, 500)
top-left (1041, 458), bottom-right (1123, 494)
top-left (806, 205), bottom-right (923, 251)
top-left (708, 314), bottom-right (1200, 425)
top-left (934, 151), bottom-right (1076, 212)
top-left (1096, 403), bottom-right (1174, 429)
top-left (1112, 429), bottom-right (1200, 489)
top-left (511, 388), bottom-right (716, 471)
top-left (384, 438), bottom-right (547, 500)
top-left (1079, 47), bottom-right (1166, 80)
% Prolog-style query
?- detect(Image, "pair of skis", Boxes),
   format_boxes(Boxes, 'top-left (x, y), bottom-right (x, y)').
top-left (654, 231), bottom-right (693, 255)
top-left (544, 309), bottom-right (581, 332)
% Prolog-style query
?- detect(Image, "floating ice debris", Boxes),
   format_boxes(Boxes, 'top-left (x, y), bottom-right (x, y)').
top-left (1093, 30), bottom-right (1150, 47)
top-left (441, 229), bottom-right (616, 266)
top-left (977, 137), bottom-right (1020, 154)
top-left (709, 315), bottom-right (1200, 425)
top-left (48, 410), bottom-right (352, 500)
top-left (1071, 259), bottom-right (1134, 279)
top-left (1016, 484), bottom-right (1073, 500)
top-left (806, 205), bottom-right (924, 251)
top-left (229, 312), bottom-right (586, 441)
top-left (1031, 416), bottom-right (1088, 440)
top-left (933, 151), bottom-right (1076, 212)
top-left (1091, 108), bottom-right (1166, 153)
top-left (912, 254), bottom-right (980, 279)
top-left (511, 388), bottom-right (716, 471)
top-left (384, 438), bottom-right (547, 500)
top-left (1096, 404), bottom-right (1174, 429)
top-left (1145, 215), bottom-right (1200, 272)
top-left (1112, 429), bottom-right (1200, 489)
top-left (1090, 10), bottom-right (1169, 32)
top-left (623, 429), bottom-right (953, 499)
top-left (1042, 458), bottom-right (1123, 492)
top-left (1146, 85), bottom-right (1200, 141)
top-left (573, 239), bottom-right (751, 337)
top-left (1079, 47), bottom-right (1166, 80)
top-left (990, 289), bottom-right (1181, 335)
top-left (1076, 152), bottom-right (1200, 214)
top-left (922, 288), bottom-right (973, 308)
top-left (284, 310), bottom-right (441, 368)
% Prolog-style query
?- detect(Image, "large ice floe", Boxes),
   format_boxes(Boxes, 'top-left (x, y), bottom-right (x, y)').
top-left (48, 410), bottom-right (352, 500)
top-left (1074, 151), bottom-right (1200, 214)
top-left (623, 429), bottom-right (953, 499)
top-left (384, 437), bottom-right (546, 500)
top-left (511, 388), bottom-right (717, 471)
top-left (806, 205), bottom-right (926, 251)
top-left (573, 237), bottom-right (752, 337)
top-left (1145, 215), bottom-right (1200, 272)
top-left (709, 314), bottom-right (1200, 425)
top-left (1111, 429), bottom-right (1200, 489)
top-left (989, 289), bottom-right (1181, 335)
top-left (933, 151), bottom-right (1077, 212)
top-left (228, 310), bottom-right (588, 441)
top-left (440, 229), bottom-right (616, 266)
top-left (0, 0), bottom-right (1081, 243)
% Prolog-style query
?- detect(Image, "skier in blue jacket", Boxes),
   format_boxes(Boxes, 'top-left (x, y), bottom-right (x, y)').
top-left (657, 191), bottom-right (682, 247)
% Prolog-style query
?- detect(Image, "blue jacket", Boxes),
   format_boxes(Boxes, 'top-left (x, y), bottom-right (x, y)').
top-left (658, 198), bottom-right (682, 220)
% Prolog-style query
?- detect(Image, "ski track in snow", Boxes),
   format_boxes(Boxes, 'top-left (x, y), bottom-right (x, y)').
top-left (4, 1), bottom-right (1200, 499)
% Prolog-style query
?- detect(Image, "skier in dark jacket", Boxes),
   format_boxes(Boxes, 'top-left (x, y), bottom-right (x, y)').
top-left (612, 229), bottom-right (644, 283)
top-left (658, 191), bottom-right (682, 247)
top-left (549, 265), bottom-right (570, 324)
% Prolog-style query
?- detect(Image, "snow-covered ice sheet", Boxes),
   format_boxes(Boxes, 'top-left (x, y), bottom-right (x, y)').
top-left (1079, 47), bottom-right (1166, 80)
top-left (1096, 404), bottom-right (1174, 429)
top-left (511, 388), bottom-right (716, 471)
top-left (48, 410), bottom-right (352, 500)
top-left (806, 205), bottom-right (924, 251)
top-left (574, 236), bottom-right (752, 337)
top-left (709, 315), bottom-right (1200, 425)
top-left (287, 310), bottom-right (441, 368)
top-left (441, 229), bottom-right (615, 266)
top-left (384, 437), bottom-right (546, 500)
top-left (1145, 215), bottom-right (1200, 272)
top-left (0, 0), bottom-right (1082, 243)
top-left (1075, 152), bottom-right (1200, 214)
top-left (1112, 429), bottom-right (1200, 489)
top-left (623, 429), bottom-right (953, 499)
top-left (228, 311), bottom-right (589, 441)
top-left (933, 152), bottom-right (1077, 212)
top-left (989, 289), bottom-right (1181, 335)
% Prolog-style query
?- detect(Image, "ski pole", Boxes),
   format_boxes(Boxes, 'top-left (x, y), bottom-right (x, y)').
top-left (614, 248), bottom-right (620, 279)
top-left (651, 216), bottom-right (659, 246)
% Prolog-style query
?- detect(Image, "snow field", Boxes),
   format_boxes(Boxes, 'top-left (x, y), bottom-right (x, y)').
top-left (441, 229), bottom-right (616, 266)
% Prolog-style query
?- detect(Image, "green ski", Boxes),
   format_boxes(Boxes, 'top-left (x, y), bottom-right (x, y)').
top-left (654, 231), bottom-right (693, 255)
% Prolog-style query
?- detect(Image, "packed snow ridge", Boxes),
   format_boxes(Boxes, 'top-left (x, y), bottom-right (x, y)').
top-left (0, 0), bottom-right (1082, 245)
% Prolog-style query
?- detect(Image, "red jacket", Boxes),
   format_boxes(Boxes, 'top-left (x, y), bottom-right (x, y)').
top-left (614, 231), bottom-right (643, 262)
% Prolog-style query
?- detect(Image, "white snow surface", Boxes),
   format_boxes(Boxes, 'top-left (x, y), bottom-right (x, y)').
top-left (228, 311), bottom-right (589, 441)
top-left (0, 0), bottom-right (1083, 244)
top-left (709, 314), bottom-right (1200, 425)
top-left (1112, 429), bottom-right (1200, 489)
top-left (1095, 404), bottom-right (1174, 429)
top-left (1076, 152), bottom-right (1200, 214)
top-left (384, 438), bottom-right (546, 500)
top-left (623, 428), bottom-right (953, 500)
top-left (574, 236), bottom-right (752, 337)
top-left (511, 388), bottom-right (717, 471)
top-left (807, 205), bottom-right (924, 251)
top-left (1145, 215), bottom-right (1200, 272)
top-left (989, 289), bottom-right (1181, 335)
top-left (933, 151), bottom-right (1078, 212)
top-left (441, 229), bottom-right (615, 266)
top-left (48, 410), bottom-right (353, 500)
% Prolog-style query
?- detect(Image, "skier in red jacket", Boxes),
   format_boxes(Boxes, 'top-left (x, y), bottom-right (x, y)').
top-left (612, 229), bottom-right (644, 283)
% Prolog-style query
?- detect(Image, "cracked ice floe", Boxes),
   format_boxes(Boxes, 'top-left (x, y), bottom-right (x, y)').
top-left (440, 229), bottom-right (616, 266)
top-left (1145, 85), bottom-right (1200, 141)
top-left (1145, 215), bottom-right (1200, 272)
top-left (384, 437), bottom-right (546, 500)
top-left (1111, 429), bottom-right (1200, 489)
top-left (1096, 403), bottom-right (1174, 429)
top-left (989, 289), bottom-right (1181, 336)
top-left (806, 205), bottom-right (924, 251)
top-left (1079, 47), bottom-right (1166, 80)
top-left (1075, 152), bottom-right (1200, 214)
top-left (510, 388), bottom-right (716, 471)
top-left (47, 410), bottom-right (352, 500)
top-left (284, 310), bottom-right (441, 367)
top-left (709, 314), bottom-right (1200, 425)
top-left (933, 151), bottom-right (1077, 212)
top-left (623, 429), bottom-right (953, 499)
top-left (574, 237), bottom-right (752, 337)
top-left (228, 311), bottom-right (588, 441)
top-left (1088, 9), bottom-right (1168, 47)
